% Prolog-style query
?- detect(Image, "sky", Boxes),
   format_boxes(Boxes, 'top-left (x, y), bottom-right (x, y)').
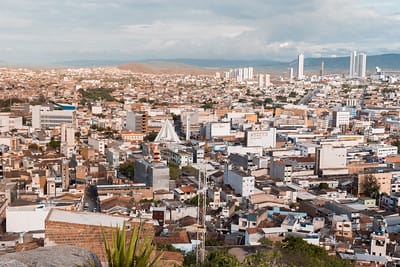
top-left (1, 0), bottom-right (400, 64)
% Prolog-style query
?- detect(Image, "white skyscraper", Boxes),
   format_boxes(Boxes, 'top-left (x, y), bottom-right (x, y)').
top-left (349, 51), bottom-right (367, 78)
top-left (265, 74), bottom-right (271, 87)
top-left (288, 67), bottom-right (294, 82)
top-left (349, 51), bottom-right (357, 78)
top-left (297, 52), bottom-right (304, 80)
top-left (243, 68), bottom-right (249, 80)
top-left (248, 67), bottom-right (254, 80)
top-left (258, 74), bottom-right (265, 88)
top-left (237, 68), bottom-right (243, 82)
top-left (358, 53), bottom-right (367, 78)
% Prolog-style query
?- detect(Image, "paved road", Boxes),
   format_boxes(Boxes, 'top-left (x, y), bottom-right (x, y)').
top-left (298, 87), bottom-right (320, 105)
top-left (83, 184), bottom-right (101, 212)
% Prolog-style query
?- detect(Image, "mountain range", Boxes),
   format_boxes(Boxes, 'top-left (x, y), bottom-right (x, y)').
top-left (5, 53), bottom-right (400, 74)
top-left (162, 53), bottom-right (400, 73)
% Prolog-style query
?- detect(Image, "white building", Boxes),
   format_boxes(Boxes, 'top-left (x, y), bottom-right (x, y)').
top-left (332, 109), bottom-right (350, 128)
top-left (32, 105), bottom-right (75, 129)
top-left (0, 114), bottom-right (23, 133)
top-left (349, 51), bottom-right (367, 78)
top-left (270, 160), bottom-right (293, 183)
top-left (223, 164), bottom-right (255, 197)
top-left (315, 144), bottom-right (347, 175)
top-left (6, 205), bottom-right (51, 236)
top-left (265, 74), bottom-right (271, 87)
top-left (91, 105), bottom-right (103, 115)
top-left (205, 122), bottom-right (231, 140)
top-left (370, 144), bottom-right (398, 158)
top-left (106, 148), bottom-right (120, 168)
top-left (88, 136), bottom-right (105, 155)
top-left (245, 128), bottom-right (276, 148)
top-left (248, 67), bottom-right (254, 80)
top-left (288, 67), bottom-right (294, 82)
top-left (258, 74), bottom-right (265, 88)
top-left (358, 53), bottom-right (367, 78)
top-left (61, 124), bottom-right (75, 146)
top-left (297, 52), bottom-right (304, 80)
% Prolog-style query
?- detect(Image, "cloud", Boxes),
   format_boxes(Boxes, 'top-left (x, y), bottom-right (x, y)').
top-left (0, 0), bottom-right (399, 63)
top-left (121, 21), bottom-right (253, 40)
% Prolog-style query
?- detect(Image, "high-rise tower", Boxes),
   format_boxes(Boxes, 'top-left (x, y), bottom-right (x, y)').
top-left (320, 61), bottom-right (324, 77)
top-left (349, 51), bottom-right (357, 78)
top-left (358, 53), bottom-right (367, 78)
top-left (297, 52), bottom-right (304, 80)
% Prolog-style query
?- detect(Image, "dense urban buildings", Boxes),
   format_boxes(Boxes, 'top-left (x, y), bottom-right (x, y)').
top-left (0, 57), bottom-right (400, 266)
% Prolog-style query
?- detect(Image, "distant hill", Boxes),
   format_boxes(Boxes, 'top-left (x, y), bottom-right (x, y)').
top-left (53, 59), bottom-right (131, 67)
top-left (118, 61), bottom-right (214, 75)
top-left (141, 54), bottom-right (400, 74)
top-left (49, 53), bottom-right (400, 74)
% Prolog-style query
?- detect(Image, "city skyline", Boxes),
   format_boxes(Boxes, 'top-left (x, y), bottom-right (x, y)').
top-left (1, 0), bottom-right (400, 64)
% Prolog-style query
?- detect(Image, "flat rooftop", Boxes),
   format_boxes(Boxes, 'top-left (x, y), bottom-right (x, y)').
top-left (46, 208), bottom-right (137, 227)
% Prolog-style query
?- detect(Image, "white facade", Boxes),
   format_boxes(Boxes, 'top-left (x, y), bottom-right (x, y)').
top-left (265, 74), bottom-right (271, 87)
top-left (297, 53), bottom-right (304, 80)
top-left (31, 106), bottom-right (75, 129)
top-left (0, 115), bottom-right (23, 133)
top-left (61, 124), bottom-right (75, 146)
top-left (205, 122), bottom-right (231, 140)
top-left (227, 145), bottom-right (263, 156)
top-left (6, 205), bottom-right (51, 233)
top-left (288, 67), bottom-right (294, 81)
top-left (358, 53), bottom-right (367, 78)
top-left (91, 106), bottom-right (103, 114)
top-left (370, 145), bottom-right (398, 158)
top-left (224, 164), bottom-right (255, 197)
top-left (258, 74), bottom-right (265, 88)
top-left (333, 110), bottom-right (350, 127)
top-left (349, 51), bottom-right (357, 77)
top-left (349, 51), bottom-right (367, 78)
top-left (88, 136), bottom-right (105, 155)
top-left (248, 67), bottom-right (254, 80)
top-left (316, 144), bottom-right (347, 172)
top-left (245, 128), bottom-right (276, 148)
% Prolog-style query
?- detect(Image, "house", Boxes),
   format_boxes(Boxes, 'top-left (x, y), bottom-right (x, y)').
top-left (332, 214), bottom-right (353, 239)
top-left (173, 185), bottom-right (197, 201)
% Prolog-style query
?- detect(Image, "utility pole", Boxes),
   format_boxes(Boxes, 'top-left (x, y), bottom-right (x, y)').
top-left (196, 163), bottom-right (207, 266)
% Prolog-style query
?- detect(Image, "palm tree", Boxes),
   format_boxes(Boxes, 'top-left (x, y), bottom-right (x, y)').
top-left (102, 222), bottom-right (162, 267)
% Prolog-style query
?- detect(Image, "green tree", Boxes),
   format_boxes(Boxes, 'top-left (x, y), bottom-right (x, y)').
top-left (47, 140), bottom-right (61, 151)
top-left (289, 91), bottom-right (297, 98)
top-left (144, 132), bottom-right (158, 142)
top-left (391, 138), bottom-right (400, 154)
top-left (279, 237), bottom-right (353, 267)
top-left (28, 143), bottom-right (40, 151)
top-left (276, 95), bottom-right (287, 102)
top-left (243, 250), bottom-right (282, 267)
top-left (205, 239), bottom-right (224, 246)
top-left (119, 161), bottom-right (135, 179)
top-left (181, 166), bottom-right (199, 176)
top-left (363, 175), bottom-right (380, 200)
top-left (183, 251), bottom-right (196, 267)
top-left (203, 250), bottom-right (240, 267)
top-left (264, 98), bottom-right (273, 105)
top-left (102, 222), bottom-right (162, 267)
top-left (318, 182), bottom-right (329, 190)
top-left (169, 164), bottom-right (180, 180)
top-left (252, 99), bottom-right (264, 106)
top-left (258, 237), bottom-right (273, 246)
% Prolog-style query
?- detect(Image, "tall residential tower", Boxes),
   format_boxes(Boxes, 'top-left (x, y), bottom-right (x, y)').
top-left (349, 51), bottom-right (367, 78)
top-left (297, 52), bottom-right (304, 80)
